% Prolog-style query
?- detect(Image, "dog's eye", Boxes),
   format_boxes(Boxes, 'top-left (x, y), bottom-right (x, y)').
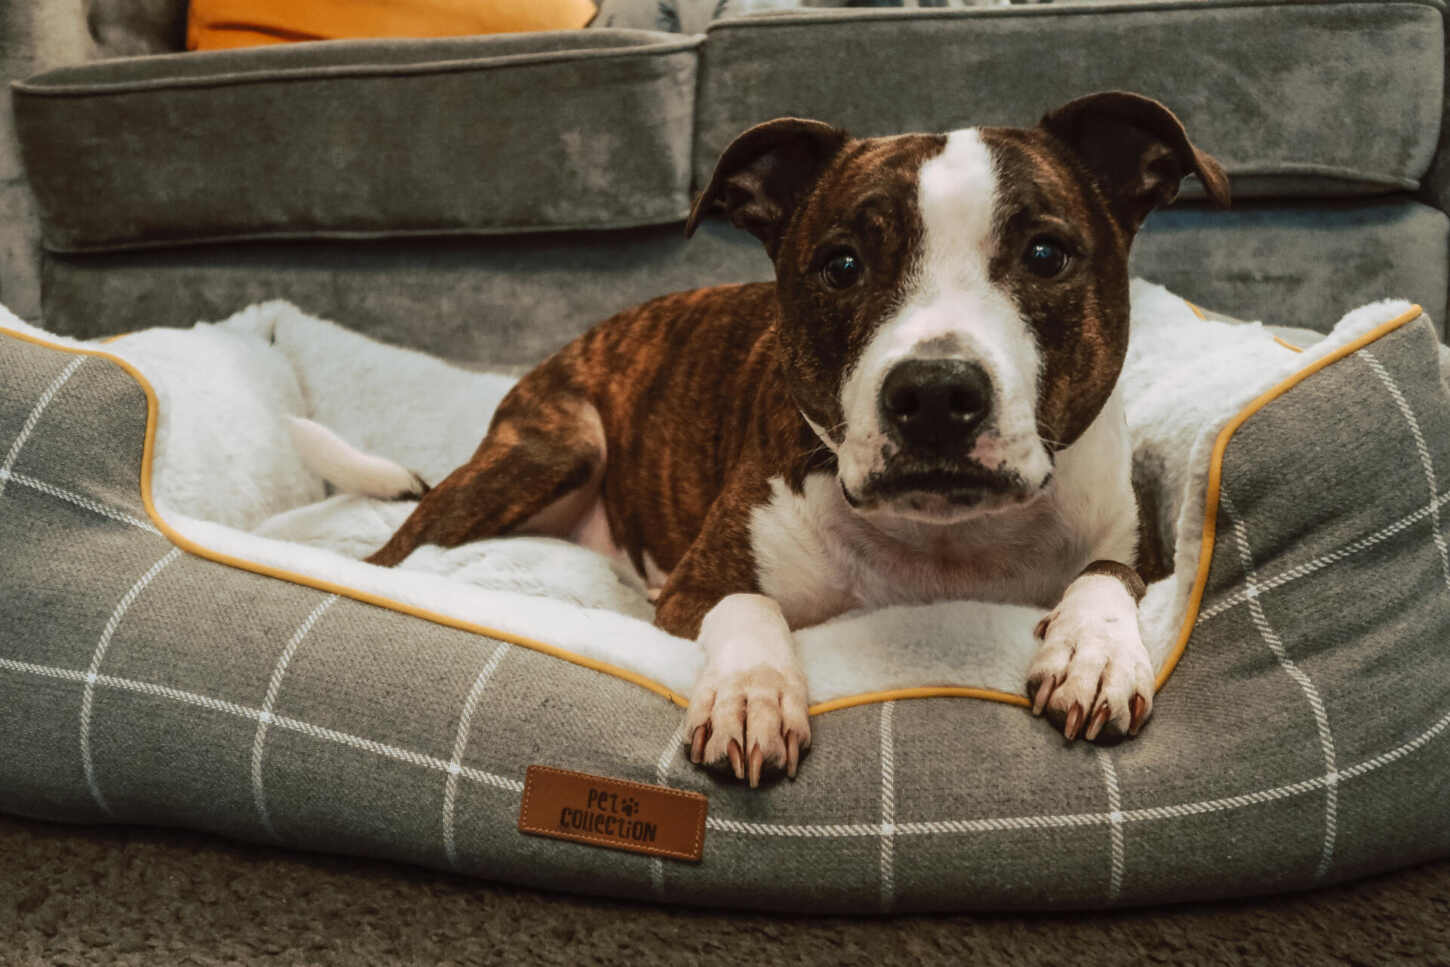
top-left (821, 250), bottom-right (863, 289)
top-left (1023, 236), bottom-right (1070, 278)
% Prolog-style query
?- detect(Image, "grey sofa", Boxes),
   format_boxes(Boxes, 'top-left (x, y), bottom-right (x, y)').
top-left (3, 0), bottom-right (1448, 368)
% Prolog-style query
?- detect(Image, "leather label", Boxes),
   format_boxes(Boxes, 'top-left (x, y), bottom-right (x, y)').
top-left (518, 765), bottom-right (708, 862)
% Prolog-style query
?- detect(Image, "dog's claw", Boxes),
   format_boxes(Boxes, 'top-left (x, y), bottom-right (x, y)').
top-left (685, 660), bottom-right (809, 787)
top-left (1085, 703), bottom-right (1111, 742)
top-left (1129, 694), bottom-right (1147, 736)
top-left (1063, 702), bottom-right (1084, 741)
top-left (1031, 676), bottom-right (1055, 716)
top-left (748, 744), bottom-right (764, 788)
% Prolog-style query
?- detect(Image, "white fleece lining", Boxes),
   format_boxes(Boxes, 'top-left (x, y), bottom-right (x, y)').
top-left (0, 284), bottom-right (1421, 708)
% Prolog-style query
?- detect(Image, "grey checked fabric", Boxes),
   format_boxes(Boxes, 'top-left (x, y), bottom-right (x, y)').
top-left (1, 317), bottom-right (1449, 912)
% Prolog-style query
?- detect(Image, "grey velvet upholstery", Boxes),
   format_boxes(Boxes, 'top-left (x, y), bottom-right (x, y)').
top-left (34, 199), bottom-right (1449, 361)
top-left (0, 0), bottom-right (95, 321)
top-left (15, 32), bottom-right (701, 252)
top-left (38, 222), bottom-right (775, 365)
top-left (1134, 200), bottom-right (1450, 338)
top-left (695, 2), bottom-right (1446, 200)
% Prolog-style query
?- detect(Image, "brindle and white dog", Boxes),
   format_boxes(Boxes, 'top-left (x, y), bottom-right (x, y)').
top-left (357, 91), bottom-right (1229, 786)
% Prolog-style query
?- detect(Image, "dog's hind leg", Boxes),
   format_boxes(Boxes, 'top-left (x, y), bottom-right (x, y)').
top-left (365, 396), bottom-right (606, 567)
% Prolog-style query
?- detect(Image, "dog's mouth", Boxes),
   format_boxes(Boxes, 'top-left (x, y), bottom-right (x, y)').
top-left (841, 464), bottom-right (1046, 522)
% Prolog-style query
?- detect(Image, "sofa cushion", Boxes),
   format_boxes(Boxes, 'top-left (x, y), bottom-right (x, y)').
top-left (12, 31), bottom-right (699, 252)
top-left (34, 198), bottom-right (1449, 356)
top-left (695, 0), bottom-right (1445, 201)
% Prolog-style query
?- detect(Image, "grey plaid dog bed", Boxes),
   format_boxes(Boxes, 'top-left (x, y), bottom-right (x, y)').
top-left (1, 284), bottom-right (1447, 913)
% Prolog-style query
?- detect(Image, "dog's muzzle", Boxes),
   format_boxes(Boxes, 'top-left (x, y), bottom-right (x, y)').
top-left (835, 360), bottom-right (1047, 519)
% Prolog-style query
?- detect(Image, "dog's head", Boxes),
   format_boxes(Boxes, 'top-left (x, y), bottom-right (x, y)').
top-left (687, 91), bottom-right (1228, 524)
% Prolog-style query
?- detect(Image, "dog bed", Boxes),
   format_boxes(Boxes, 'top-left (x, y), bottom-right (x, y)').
top-left (1, 281), bottom-right (1447, 913)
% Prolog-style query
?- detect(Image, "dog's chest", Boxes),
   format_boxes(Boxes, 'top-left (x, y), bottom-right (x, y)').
top-left (748, 475), bottom-right (1093, 628)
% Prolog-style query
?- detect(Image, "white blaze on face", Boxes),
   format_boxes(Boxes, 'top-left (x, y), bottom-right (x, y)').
top-left (835, 128), bottom-right (1052, 500)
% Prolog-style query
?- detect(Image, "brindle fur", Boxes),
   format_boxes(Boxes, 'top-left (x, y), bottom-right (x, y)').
top-left (368, 283), bottom-right (828, 637)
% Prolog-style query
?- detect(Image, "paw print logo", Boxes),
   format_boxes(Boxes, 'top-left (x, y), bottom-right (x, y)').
top-left (620, 797), bottom-right (640, 817)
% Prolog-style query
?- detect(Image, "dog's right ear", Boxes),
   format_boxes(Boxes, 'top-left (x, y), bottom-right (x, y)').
top-left (685, 117), bottom-right (848, 257)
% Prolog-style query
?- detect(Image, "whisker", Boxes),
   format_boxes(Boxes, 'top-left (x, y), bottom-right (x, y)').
top-left (803, 416), bottom-right (848, 450)
top-left (1035, 423), bottom-right (1068, 450)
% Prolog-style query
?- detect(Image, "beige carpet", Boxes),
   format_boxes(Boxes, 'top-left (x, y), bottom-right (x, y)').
top-left (3, 812), bottom-right (1447, 966)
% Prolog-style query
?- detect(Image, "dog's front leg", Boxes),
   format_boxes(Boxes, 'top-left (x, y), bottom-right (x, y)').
top-left (655, 513), bottom-right (810, 787)
top-left (1027, 561), bottom-right (1154, 741)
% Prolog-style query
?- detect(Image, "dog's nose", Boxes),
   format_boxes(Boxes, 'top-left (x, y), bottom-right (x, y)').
top-left (879, 359), bottom-right (992, 451)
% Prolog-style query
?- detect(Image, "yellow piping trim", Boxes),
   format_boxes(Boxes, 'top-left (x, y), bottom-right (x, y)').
top-left (1184, 299), bottom-right (1208, 320)
top-left (1151, 304), bottom-right (1424, 692)
top-left (0, 304), bottom-right (1423, 716)
top-left (810, 686), bottom-right (1029, 715)
top-left (1273, 335), bottom-right (1305, 353)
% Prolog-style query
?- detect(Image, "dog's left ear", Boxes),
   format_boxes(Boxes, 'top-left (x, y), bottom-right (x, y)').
top-left (685, 117), bottom-right (848, 257)
top-left (1041, 91), bottom-right (1230, 233)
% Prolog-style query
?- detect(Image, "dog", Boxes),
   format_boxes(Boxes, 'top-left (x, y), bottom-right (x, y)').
top-left (350, 91), bottom-right (1229, 787)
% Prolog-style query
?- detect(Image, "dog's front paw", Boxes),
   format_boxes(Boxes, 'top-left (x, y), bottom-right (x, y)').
top-left (1027, 576), bottom-right (1154, 741)
top-left (684, 663), bottom-right (810, 787)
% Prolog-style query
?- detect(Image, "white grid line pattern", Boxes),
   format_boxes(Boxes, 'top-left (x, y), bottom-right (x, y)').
top-left (879, 701), bottom-right (897, 912)
top-left (1198, 486), bottom-right (1450, 624)
top-left (1095, 748), bottom-right (1124, 903)
top-left (252, 595), bottom-right (339, 840)
top-left (1361, 349), bottom-right (1450, 591)
top-left (78, 547), bottom-right (183, 816)
top-left (0, 470), bottom-right (160, 535)
top-left (650, 716), bottom-right (689, 898)
top-left (0, 356), bottom-right (85, 502)
top-left (1223, 491), bottom-right (1338, 881)
top-left (2, 656), bottom-right (523, 793)
top-left (3, 657), bottom-right (260, 717)
top-left (1, 654), bottom-right (1446, 845)
top-left (270, 712), bottom-right (523, 792)
top-left (703, 699), bottom-right (1449, 837)
top-left (699, 706), bottom-right (1450, 837)
top-left (443, 640), bottom-right (511, 870)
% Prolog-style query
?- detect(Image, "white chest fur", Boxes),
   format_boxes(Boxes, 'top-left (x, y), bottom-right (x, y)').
top-left (751, 387), bottom-right (1139, 629)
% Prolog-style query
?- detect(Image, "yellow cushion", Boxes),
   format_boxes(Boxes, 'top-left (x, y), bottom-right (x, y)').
top-left (187, 0), bottom-right (597, 51)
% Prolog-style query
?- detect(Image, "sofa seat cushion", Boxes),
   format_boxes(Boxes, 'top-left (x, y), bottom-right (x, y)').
top-left (13, 30), bottom-right (699, 252)
top-left (696, 0), bottom-right (1444, 201)
top-left (33, 198), bottom-right (1449, 356)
